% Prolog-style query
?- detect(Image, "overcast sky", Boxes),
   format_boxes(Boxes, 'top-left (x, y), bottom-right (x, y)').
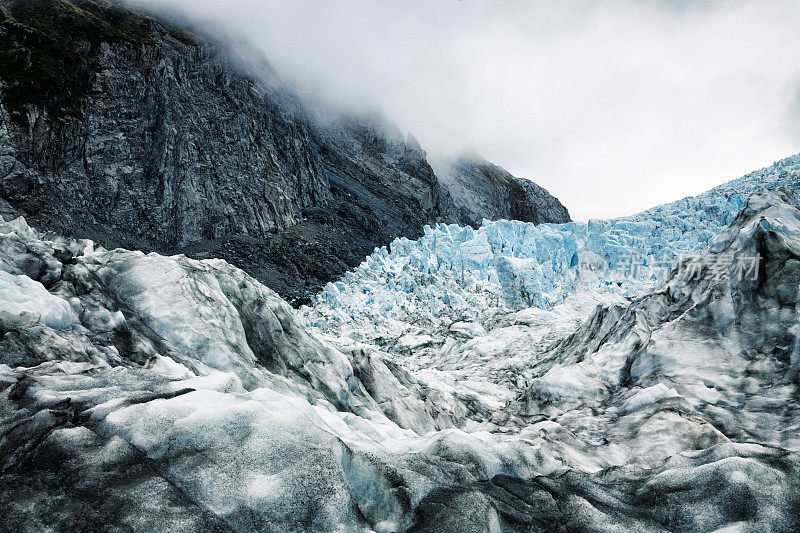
top-left (133, 0), bottom-right (800, 220)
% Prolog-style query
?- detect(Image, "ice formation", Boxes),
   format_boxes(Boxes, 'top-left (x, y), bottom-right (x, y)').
top-left (305, 155), bottom-right (800, 340)
top-left (0, 270), bottom-right (74, 329)
top-left (2, 156), bottom-right (800, 532)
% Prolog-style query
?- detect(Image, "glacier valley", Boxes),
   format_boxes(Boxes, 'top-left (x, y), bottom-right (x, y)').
top-left (1, 155), bottom-right (800, 532)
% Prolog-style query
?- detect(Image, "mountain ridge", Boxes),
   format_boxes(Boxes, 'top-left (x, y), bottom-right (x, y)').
top-left (433, 151), bottom-right (571, 227)
top-left (0, 0), bottom-right (569, 304)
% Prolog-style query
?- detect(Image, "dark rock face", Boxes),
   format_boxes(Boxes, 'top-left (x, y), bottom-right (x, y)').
top-left (0, 0), bottom-right (443, 245)
top-left (434, 153), bottom-right (571, 227)
top-left (0, 0), bottom-right (568, 304)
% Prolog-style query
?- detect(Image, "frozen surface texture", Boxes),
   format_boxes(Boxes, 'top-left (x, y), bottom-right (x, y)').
top-left (0, 271), bottom-right (74, 329)
top-left (305, 154), bottom-right (800, 336)
top-left (1, 155), bottom-right (800, 532)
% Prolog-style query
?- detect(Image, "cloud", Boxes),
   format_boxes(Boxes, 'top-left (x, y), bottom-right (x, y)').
top-left (130, 0), bottom-right (800, 220)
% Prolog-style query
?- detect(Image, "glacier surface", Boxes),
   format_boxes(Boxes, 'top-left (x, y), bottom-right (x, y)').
top-left (0, 270), bottom-right (74, 329)
top-left (305, 154), bottom-right (800, 332)
top-left (1, 155), bottom-right (800, 532)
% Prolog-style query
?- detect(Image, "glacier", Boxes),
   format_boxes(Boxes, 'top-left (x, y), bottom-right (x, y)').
top-left (307, 155), bottom-right (799, 328)
top-left (1, 155), bottom-right (800, 532)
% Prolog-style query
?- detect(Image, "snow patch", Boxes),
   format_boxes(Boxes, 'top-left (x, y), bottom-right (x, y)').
top-left (0, 270), bottom-right (74, 329)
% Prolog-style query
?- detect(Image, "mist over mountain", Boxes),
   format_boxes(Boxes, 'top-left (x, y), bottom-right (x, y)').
top-left (0, 0), bottom-right (568, 304)
top-left (132, 0), bottom-right (800, 220)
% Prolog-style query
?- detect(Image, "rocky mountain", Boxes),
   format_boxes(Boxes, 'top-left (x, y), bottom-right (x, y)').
top-left (434, 152), bottom-right (571, 227)
top-left (0, 0), bottom-right (568, 304)
top-left (0, 152), bottom-right (798, 530)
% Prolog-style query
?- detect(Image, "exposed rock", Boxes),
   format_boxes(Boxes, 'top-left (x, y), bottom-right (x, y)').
top-left (0, 0), bottom-right (569, 305)
top-left (433, 152), bottom-right (571, 227)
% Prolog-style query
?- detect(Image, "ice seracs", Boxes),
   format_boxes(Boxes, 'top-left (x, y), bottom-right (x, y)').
top-left (300, 156), bottom-right (800, 432)
top-left (305, 154), bottom-right (800, 344)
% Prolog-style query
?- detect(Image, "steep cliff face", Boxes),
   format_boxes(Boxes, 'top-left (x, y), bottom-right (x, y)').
top-left (0, 0), bottom-right (567, 303)
top-left (434, 153), bottom-right (571, 226)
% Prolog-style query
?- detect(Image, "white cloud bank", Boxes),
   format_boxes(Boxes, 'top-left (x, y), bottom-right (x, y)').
top-left (132, 0), bottom-right (800, 220)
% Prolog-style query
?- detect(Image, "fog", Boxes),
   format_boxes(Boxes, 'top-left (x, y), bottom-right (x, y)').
top-left (131, 0), bottom-right (800, 220)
